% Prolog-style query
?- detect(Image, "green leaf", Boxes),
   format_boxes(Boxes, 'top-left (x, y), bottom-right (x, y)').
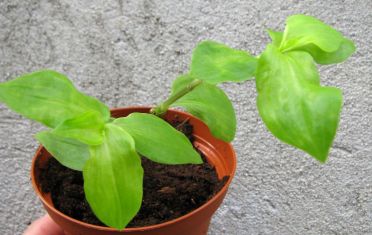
top-left (52, 111), bottom-right (105, 145)
top-left (267, 29), bottom-right (283, 47)
top-left (114, 113), bottom-right (202, 164)
top-left (35, 131), bottom-right (90, 171)
top-left (171, 75), bottom-right (236, 142)
top-left (191, 40), bottom-right (257, 84)
top-left (297, 38), bottom-right (356, 65)
top-left (256, 45), bottom-right (342, 162)
top-left (0, 70), bottom-right (110, 128)
top-left (278, 15), bottom-right (355, 64)
top-left (83, 124), bottom-right (143, 229)
top-left (36, 111), bottom-right (105, 171)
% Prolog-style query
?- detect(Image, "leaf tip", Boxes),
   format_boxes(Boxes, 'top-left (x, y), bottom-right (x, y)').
top-left (347, 38), bottom-right (357, 55)
top-left (309, 148), bottom-right (330, 164)
top-left (194, 156), bottom-right (204, 164)
top-left (112, 224), bottom-right (127, 231)
top-left (315, 154), bottom-right (328, 164)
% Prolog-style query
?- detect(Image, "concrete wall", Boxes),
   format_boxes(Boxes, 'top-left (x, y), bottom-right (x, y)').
top-left (0, 0), bottom-right (371, 234)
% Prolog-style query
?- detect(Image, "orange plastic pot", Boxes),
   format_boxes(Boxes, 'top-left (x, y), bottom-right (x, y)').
top-left (31, 107), bottom-right (237, 235)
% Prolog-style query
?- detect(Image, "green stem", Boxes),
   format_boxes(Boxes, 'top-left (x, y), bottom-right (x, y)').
top-left (151, 79), bottom-right (202, 116)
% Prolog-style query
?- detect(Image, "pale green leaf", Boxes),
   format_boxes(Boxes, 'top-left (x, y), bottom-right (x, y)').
top-left (83, 124), bottom-right (143, 229)
top-left (298, 38), bottom-right (356, 64)
top-left (114, 113), bottom-right (202, 164)
top-left (52, 111), bottom-right (105, 145)
top-left (278, 15), bottom-right (355, 64)
top-left (191, 40), bottom-right (257, 84)
top-left (171, 75), bottom-right (236, 142)
top-left (267, 29), bottom-right (283, 47)
top-left (256, 45), bottom-right (342, 162)
top-left (35, 131), bottom-right (90, 171)
top-left (0, 70), bottom-right (110, 128)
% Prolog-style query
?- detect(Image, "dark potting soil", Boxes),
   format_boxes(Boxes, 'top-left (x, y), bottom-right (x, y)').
top-left (38, 118), bottom-right (228, 227)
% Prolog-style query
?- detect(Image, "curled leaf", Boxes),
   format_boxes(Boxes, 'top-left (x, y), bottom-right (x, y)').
top-left (277, 14), bottom-right (355, 64)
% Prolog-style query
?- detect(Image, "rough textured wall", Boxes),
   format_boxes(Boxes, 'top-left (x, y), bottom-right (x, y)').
top-left (0, 0), bottom-right (371, 234)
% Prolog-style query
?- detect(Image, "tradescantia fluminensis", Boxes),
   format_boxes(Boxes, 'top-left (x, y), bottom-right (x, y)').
top-left (0, 15), bottom-right (355, 229)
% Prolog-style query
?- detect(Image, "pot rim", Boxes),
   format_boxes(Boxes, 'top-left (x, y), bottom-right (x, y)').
top-left (31, 106), bottom-right (237, 232)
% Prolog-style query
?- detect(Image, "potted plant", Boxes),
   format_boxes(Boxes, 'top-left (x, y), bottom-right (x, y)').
top-left (0, 15), bottom-right (355, 235)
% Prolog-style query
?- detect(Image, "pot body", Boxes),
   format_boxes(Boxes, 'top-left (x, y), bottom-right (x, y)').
top-left (31, 107), bottom-right (237, 235)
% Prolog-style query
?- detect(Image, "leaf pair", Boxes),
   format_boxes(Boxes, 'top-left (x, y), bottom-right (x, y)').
top-left (170, 41), bottom-right (258, 142)
top-left (0, 71), bottom-right (110, 170)
top-left (0, 70), bottom-right (203, 229)
top-left (36, 111), bottom-right (104, 170)
top-left (32, 111), bottom-right (145, 229)
top-left (0, 71), bottom-right (141, 228)
top-left (183, 15), bottom-right (355, 161)
top-left (257, 15), bottom-right (355, 162)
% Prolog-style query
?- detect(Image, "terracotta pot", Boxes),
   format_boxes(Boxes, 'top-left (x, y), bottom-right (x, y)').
top-left (31, 107), bottom-right (237, 235)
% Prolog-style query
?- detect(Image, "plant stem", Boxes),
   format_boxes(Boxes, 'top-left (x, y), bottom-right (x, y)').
top-left (151, 79), bottom-right (202, 116)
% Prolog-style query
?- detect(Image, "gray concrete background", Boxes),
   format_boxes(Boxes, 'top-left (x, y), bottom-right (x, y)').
top-left (0, 0), bottom-right (371, 234)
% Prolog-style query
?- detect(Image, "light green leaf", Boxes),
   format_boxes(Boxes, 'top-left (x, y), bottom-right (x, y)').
top-left (114, 113), bottom-right (202, 164)
top-left (256, 44), bottom-right (342, 162)
top-left (52, 111), bottom-right (105, 145)
top-left (171, 75), bottom-right (236, 142)
top-left (0, 70), bottom-right (110, 128)
top-left (36, 131), bottom-right (90, 171)
top-left (297, 38), bottom-right (356, 64)
top-left (278, 15), bottom-right (355, 64)
top-left (267, 29), bottom-right (283, 47)
top-left (83, 124), bottom-right (143, 229)
top-left (191, 40), bottom-right (257, 84)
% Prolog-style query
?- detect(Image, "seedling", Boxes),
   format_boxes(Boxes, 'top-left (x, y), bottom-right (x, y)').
top-left (0, 15), bottom-right (355, 229)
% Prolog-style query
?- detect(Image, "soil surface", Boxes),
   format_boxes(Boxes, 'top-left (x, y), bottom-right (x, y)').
top-left (38, 118), bottom-right (228, 227)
